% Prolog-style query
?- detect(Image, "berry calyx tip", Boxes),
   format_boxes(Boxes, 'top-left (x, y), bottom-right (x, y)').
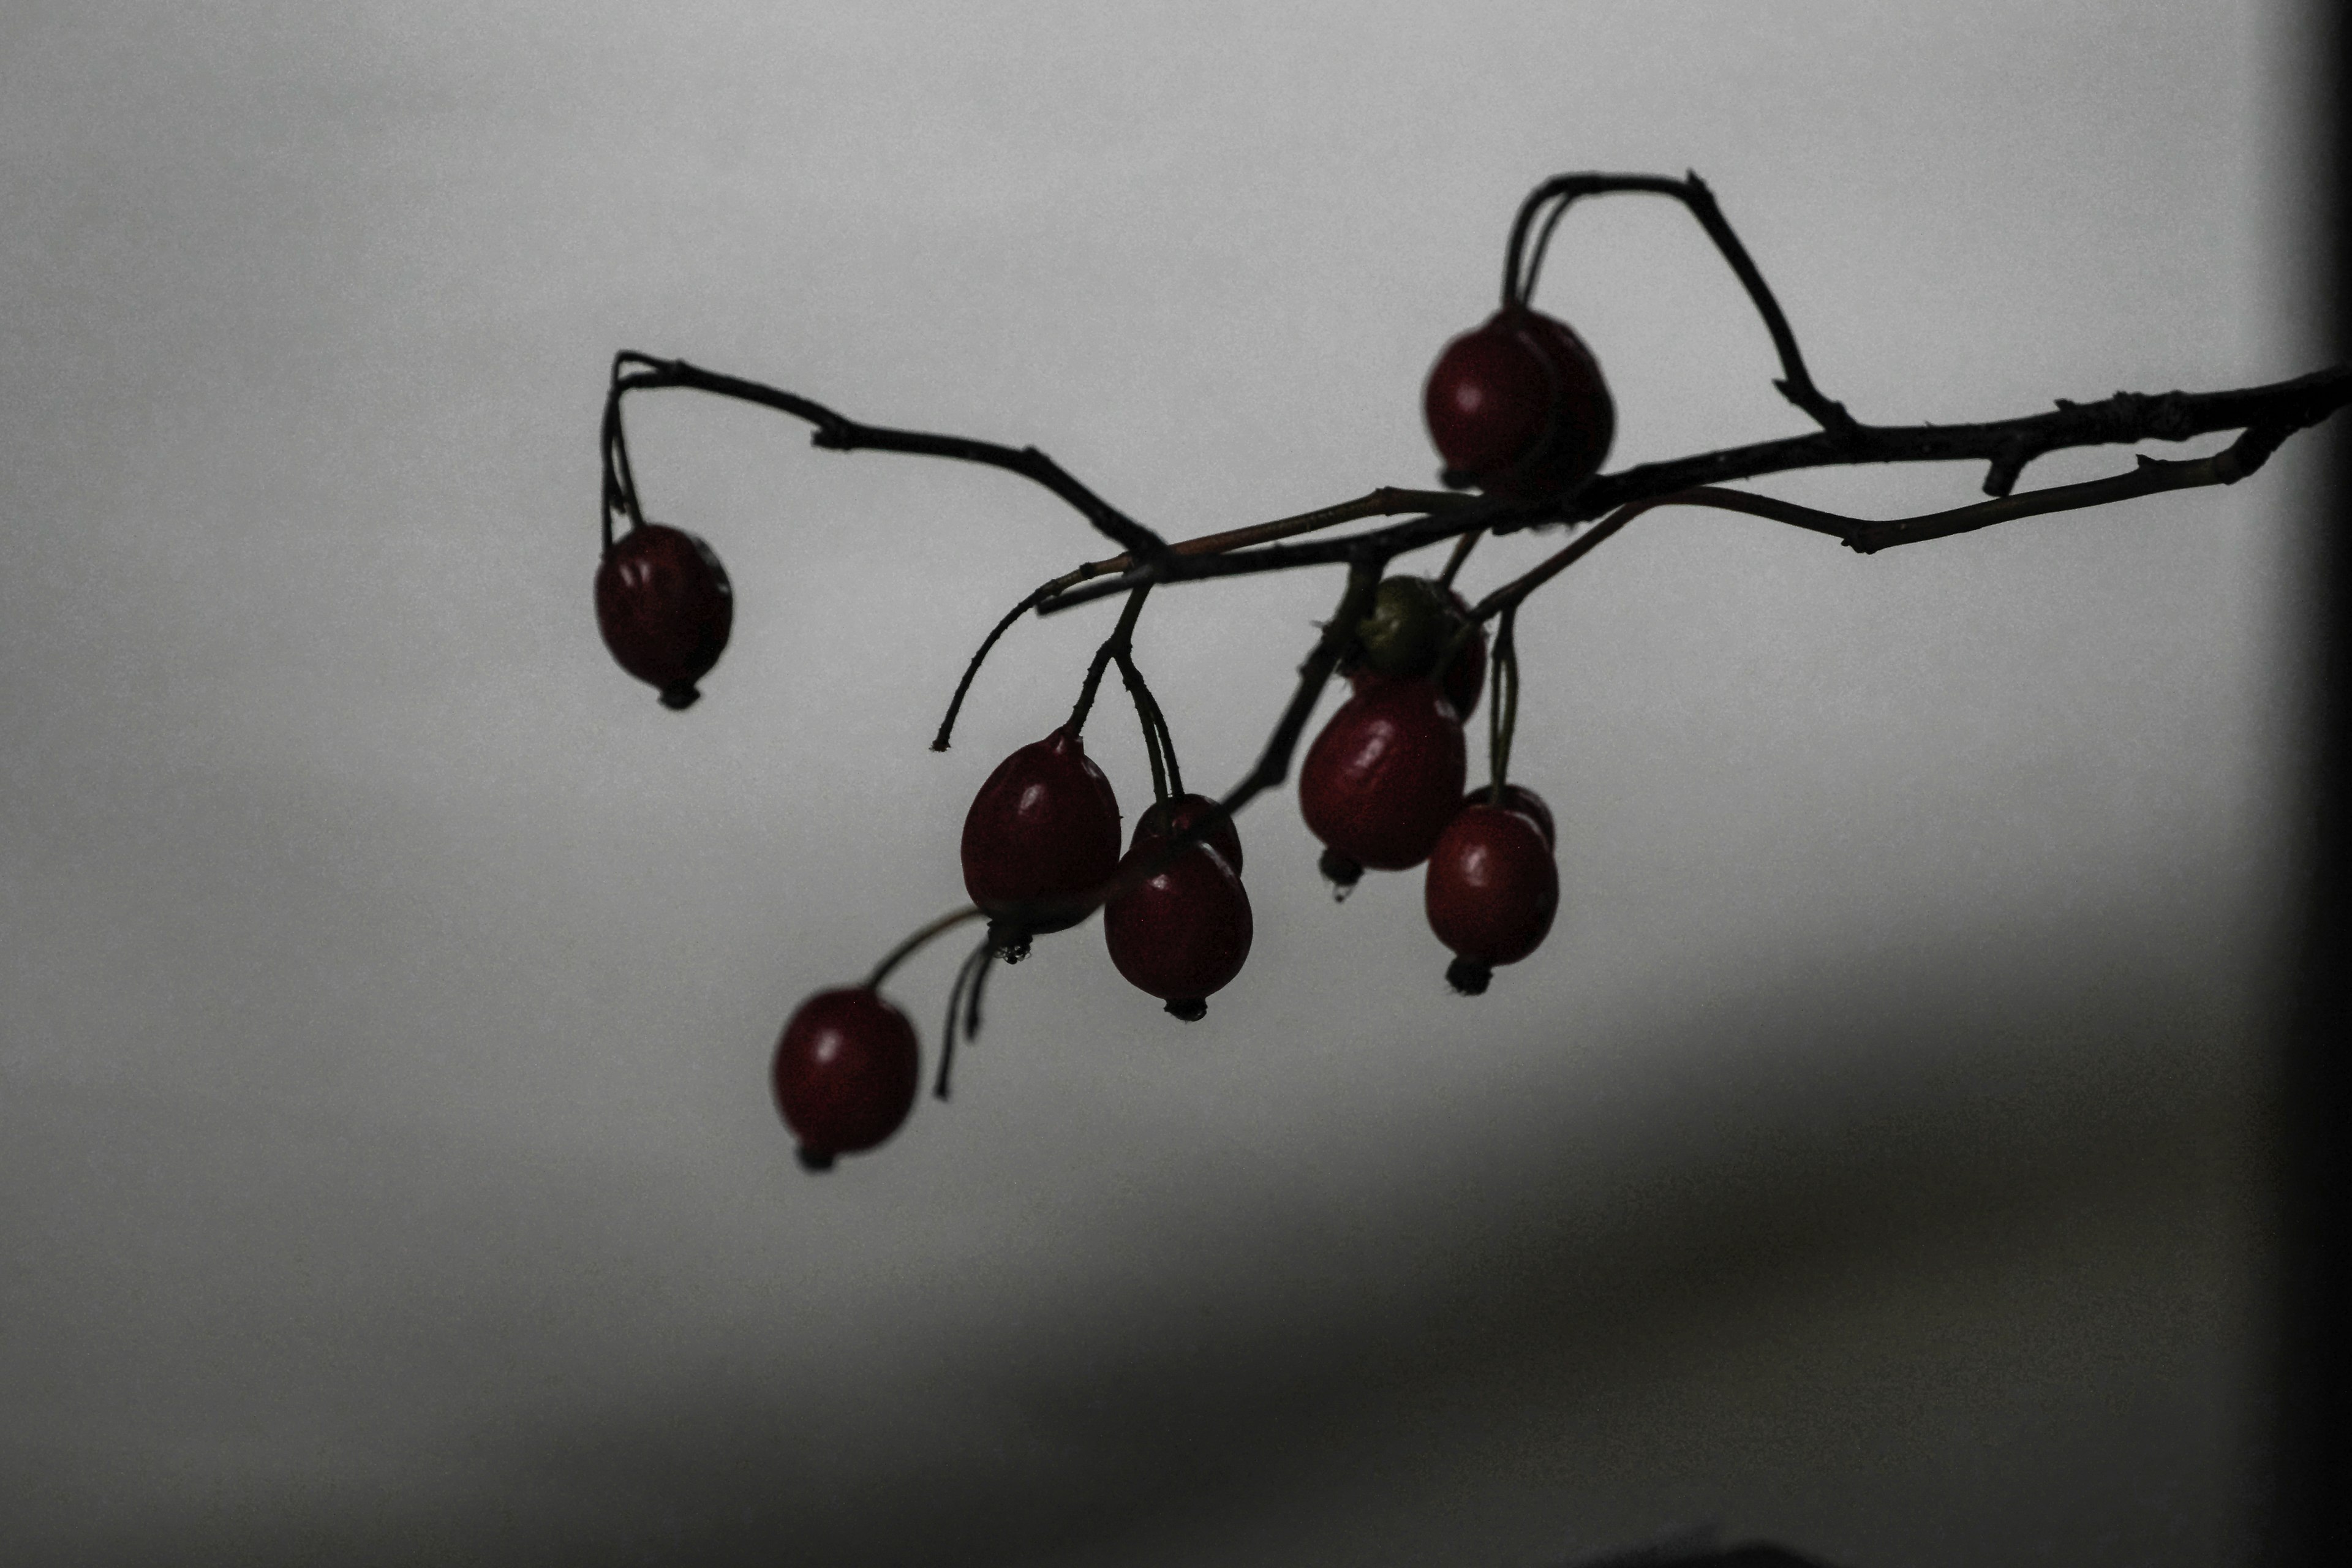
top-left (1446, 957), bottom-right (1493, 996)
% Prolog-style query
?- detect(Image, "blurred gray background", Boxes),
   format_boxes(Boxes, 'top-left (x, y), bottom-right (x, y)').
top-left (0, 2), bottom-right (2331, 1563)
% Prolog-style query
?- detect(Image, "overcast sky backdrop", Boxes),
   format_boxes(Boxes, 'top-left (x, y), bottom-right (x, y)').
top-left (0, 2), bottom-right (2331, 1564)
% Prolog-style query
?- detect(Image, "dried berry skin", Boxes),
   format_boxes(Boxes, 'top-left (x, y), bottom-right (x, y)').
top-left (1104, 840), bottom-right (1252, 1008)
top-left (772, 987), bottom-right (920, 1167)
top-left (1424, 804), bottom-right (1559, 967)
top-left (1133, 792), bottom-right (1243, 874)
top-left (1299, 678), bottom-right (1467, 872)
top-left (595, 523), bottom-right (733, 709)
top-left (960, 728), bottom-right (1122, 933)
top-left (1460, 782), bottom-right (1555, 850)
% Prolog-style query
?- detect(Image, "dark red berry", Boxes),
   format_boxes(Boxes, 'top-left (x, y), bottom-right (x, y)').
top-left (595, 523), bottom-right (733, 710)
top-left (1423, 307), bottom-right (1614, 500)
top-left (1300, 677), bottom-right (1466, 875)
top-left (772, 987), bottom-right (920, 1170)
top-left (1133, 792), bottom-right (1242, 873)
top-left (1502, 309), bottom-right (1615, 499)
top-left (1460, 782), bottom-right (1554, 850)
top-left (960, 728), bottom-right (1122, 934)
top-left (1425, 804), bottom-right (1559, 993)
top-left (1424, 315), bottom-right (1556, 478)
top-left (1104, 838), bottom-right (1252, 1019)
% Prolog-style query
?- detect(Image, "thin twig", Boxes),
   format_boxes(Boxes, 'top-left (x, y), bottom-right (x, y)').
top-left (865, 906), bottom-right (987, 990)
top-left (603, 354), bottom-right (1166, 558)
top-left (1438, 527), bottom-right (1484, 589)
top-left (929, 488), bottom-right (1467, 751)
top-left (1504, 172), bottom-right (1854, 431)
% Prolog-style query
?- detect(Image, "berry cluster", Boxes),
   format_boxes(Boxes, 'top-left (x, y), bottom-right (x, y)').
top-left (593, 291), bottom-right (1606, 1170)
top-left (586, 167), bottom-right (2350, 1175)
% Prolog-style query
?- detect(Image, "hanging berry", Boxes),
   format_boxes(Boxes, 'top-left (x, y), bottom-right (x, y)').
top-left (1103, 822), bottom-right (1253, 1022)
top-left (594, 522), bottom-right (734, 709)
top-left (1460, 782), bottom-right (1554, 849)
top-left (1423, 307), bottom-right (1613, 500)
top-left (1131, 791), bottom-right (1243, 874)
top-left (960, 728), bottom-right (1122, 935)
top-left (1299, 676), bottom-right (1466, 891)
top-left (771, 987), bottom-right (921, 1170)
top-left (1424, 802), bottom-right (1559, 995)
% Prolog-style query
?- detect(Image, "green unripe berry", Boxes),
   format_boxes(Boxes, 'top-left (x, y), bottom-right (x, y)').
top-left (1355, 575), bottom-right (1450, 676)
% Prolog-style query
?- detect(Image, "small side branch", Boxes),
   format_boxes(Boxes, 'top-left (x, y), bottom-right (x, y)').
top-left (603, 352), bottom-right (1166, 559)
top-left (931, 486), bottom-right (1469, 750)
top-left (1507, 172), bottom-right (1855, 432)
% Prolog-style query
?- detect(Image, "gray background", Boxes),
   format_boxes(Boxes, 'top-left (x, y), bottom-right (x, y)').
top-left (0, 2), bottom-right (2329, 1564)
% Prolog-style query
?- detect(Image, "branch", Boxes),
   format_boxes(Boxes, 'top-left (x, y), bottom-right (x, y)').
top-left (1038, 366), bottom-right (2352, 612)
top-left (929, 486), bottom-right (1469, 750)
top-left (602, 353), bottom-right (1166, 559)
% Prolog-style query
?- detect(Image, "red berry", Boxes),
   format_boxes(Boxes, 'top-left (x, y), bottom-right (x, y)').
top-left (595, 523), bottom-right (733, 710)
top-left (1423, 307), bottom-right (1614, 500)
top-left (960, 728), bottom-right (1122, 933)
top-left (1104, 837), bottom-right (1253, 1020)
top-left (1424, 804), bottom-right (1559, 994)
top-left (1133, 792), bottom-right (1242, 874)
top-left (772, 987), bottom-right (920, 1170)
top-left (1424, 315), bottom-right (1556, 478)
top-left (1300, 677), bottom-right (1466, 877)
top-left (1460, 782), bottom-right (1554, 850)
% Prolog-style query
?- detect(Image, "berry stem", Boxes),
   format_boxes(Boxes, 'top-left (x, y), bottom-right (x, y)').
top-left (932, 582), bottom-right (1056, 751)
top-left (934, 937), bottom-right (995, 1101)
top-left (1115, 650), bottom-right (1182, 801)
top-left (864, 905), bottom-right (987, 990)
top-left (932, 488), bottom-right (1472, 752)
top-left (1487, 607), bottom-right (1520, 803)
top-left (601, 352), bottom-right (1167, 557)
top-left (1437, 527), bottom-right (1483, 590)
top-left (1066, 582), bottom-right (1153, 737)
top-left (1118, 651), bottom-right (1169, 803)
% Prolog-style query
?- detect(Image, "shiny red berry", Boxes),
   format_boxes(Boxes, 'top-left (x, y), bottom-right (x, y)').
top-left (960, 728), bottom-right (1122, 933)
top-left (1424, 803), bottom-right (1559, 994)
top-left (1424, 315), bottom-right (1555, 478)
top-left (1104, 835), bottom-right (1253, 1022)
top-left (1460, 782), bottom-right (1554, 849)
top-left (595, 523), bottom-right (733, 710)
top-left (772, 987), bottom-right (920, 1170)
top-left (1423, 307), bottom-right (1614, 500)
top-left (1299, 677), bottom-right (1466, 883)
top-left (1132, 792), bottom-right (1242, 874)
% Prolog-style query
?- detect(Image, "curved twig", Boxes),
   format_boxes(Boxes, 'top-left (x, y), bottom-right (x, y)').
top-left (1505, 172), bottom-right (1854, 432)
top-left (601, 353), bottom-right (1166, 559)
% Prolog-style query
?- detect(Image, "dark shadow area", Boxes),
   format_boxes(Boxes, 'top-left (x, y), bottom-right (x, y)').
top-left (25, 930), bottom-right (2255, 1568)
